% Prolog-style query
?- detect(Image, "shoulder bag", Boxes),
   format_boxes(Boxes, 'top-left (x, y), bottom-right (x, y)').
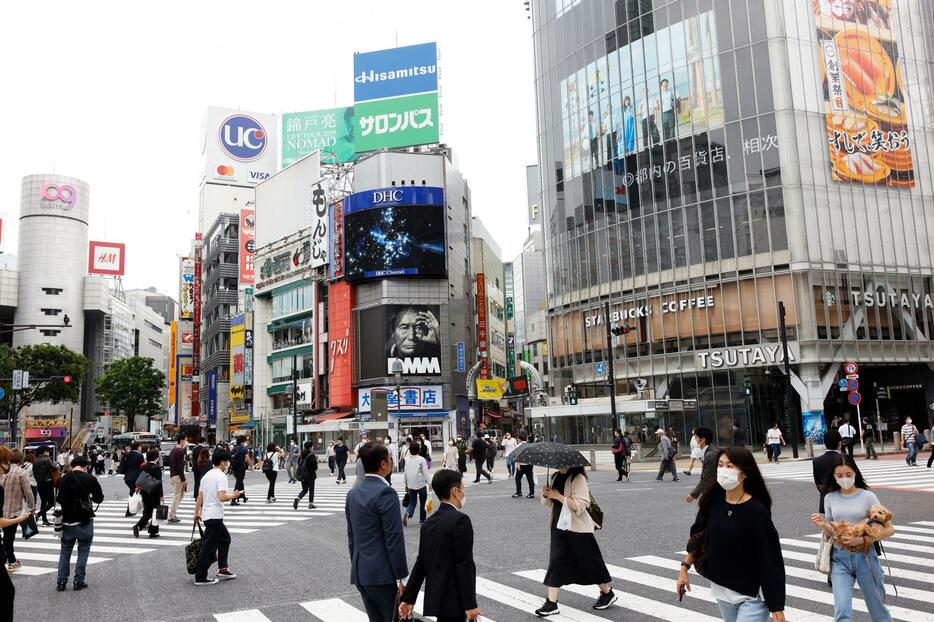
top-left (135, 468), bottom-right (161, 495)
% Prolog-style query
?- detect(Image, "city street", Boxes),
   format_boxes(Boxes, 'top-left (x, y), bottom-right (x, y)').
top-left (10, 460), bottom-right (934, 622)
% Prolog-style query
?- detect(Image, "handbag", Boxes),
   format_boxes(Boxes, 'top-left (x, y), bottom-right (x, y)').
top-left (127, 492), bottom-right (144, 516)
top-left (587, 494), bottom-right (604, 530)
top-left (156, 504), bottom-right (169, 521)
top-left (50, 468), bottom-right (62, 487)
top-left (20, 515), bottom-right (39, 540)
top-left (185, 522), bottom-right (204, 575)
top-left (135, 469), bottom-right (161, 495)
top-left (816, 533), bottom-right (834, 574)
top-left (401, 491), bottom-right (410, 507)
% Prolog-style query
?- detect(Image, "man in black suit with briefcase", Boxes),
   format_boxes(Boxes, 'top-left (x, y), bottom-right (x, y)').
top-left (399, 469), bottom-right (480, 622)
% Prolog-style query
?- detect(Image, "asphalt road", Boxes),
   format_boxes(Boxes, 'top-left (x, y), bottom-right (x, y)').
top-left (9, 461), bottom-right (934, 622)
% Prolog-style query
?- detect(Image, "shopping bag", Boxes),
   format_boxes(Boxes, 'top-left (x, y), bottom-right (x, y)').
top-left (815, 533), bottom-right (833, 574)
top-left (556, 501), bottom-right (572, 531)
top-left (426, 498), bottom-right (433, 513)
top-left (185, 522), bottom-right (204, 575)
top-left (20, 515), bottom-right (39, 540)
top-left (127, 493), bottom-right (144, 516)
top-left (156, 504), bottom-right (169, 521)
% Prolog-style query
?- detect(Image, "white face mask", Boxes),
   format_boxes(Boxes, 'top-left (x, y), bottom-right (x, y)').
top-left (456, 487), bottom-right (466, 509)
top-left (837, 476), bottom-right (856, 491)
top-left (716, 467), bottom-right (742, 491)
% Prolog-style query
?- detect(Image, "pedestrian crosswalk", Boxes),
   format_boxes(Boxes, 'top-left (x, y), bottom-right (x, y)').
top-left (205, 520), bottom-right (934, 622)
top-left (761, 457), bottom-right (934, 492)
top-left (8, 476), bottom-right (404, 578)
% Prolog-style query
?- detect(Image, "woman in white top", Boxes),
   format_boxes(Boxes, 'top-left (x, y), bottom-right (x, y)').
top-left (503, 433), bottom-right (519, 477)
top-left (262, 443), bottom-right (285, 503)
top-left (765, 424), bottom-right (785, 464)
top-left (684, 428), bottom-right (703, 476)
top-left (326, 441), bottom-right (335, 475)
top-left (402, 441), bottom-right (431, 526)
top-left (420, 434), bottom-right (433, 469)
top-left (442, 439), bottom-right (459, 470)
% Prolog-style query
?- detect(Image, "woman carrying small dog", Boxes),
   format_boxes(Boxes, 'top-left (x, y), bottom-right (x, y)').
top-left (811, 455), bottom-right (894, 622)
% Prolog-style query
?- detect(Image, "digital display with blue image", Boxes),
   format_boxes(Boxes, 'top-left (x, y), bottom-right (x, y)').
top-left (343, 204), bottom-right (446, 280)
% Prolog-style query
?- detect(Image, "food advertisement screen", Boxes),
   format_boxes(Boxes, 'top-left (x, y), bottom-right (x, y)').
top-left (815, 0), bottom-right (914, 187)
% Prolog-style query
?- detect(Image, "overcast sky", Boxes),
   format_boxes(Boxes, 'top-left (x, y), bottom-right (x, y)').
top-left (1, 1), bottom-right (537, 298)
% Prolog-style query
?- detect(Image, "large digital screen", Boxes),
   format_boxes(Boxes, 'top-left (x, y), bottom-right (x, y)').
top-left (342, 187), bottom-right (446, 281)
top-left (359, 305), bottom-right (443, 380)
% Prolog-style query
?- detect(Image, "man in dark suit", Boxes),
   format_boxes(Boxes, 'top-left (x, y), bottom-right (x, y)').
top-left (122, 441), bottom-right (145, 517)
top-left (813, 430), bottom-right (842, 513)
top-left (686, 427), bottom-right (716, 503)
top-left (400, 469), bottom-right (480, 622)
top-left (345, 442), bottom-right (408, 622)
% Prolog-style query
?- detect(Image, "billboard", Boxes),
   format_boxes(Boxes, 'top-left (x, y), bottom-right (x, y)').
top-left (193, 234), bottom-right (203, 423)
top-left (477, 273), bottom-right (489, 379)
top-left (329, 200), bottom-right (344, 280)
top-left (354, 91), bottom-right (439, 152)
top-left (178, 258), bottom-right (195, 319)
top-left (88, 241), bottom-right (126, 276)
top-left (203, 106), bottom-right (278, 187)
top-left (310, 181), bottom-right (328, 269)
top-left (230, 314), bottom-right (245, 400)
top-left (343, 187), bottom-right (446, 281)
top-left (282, 108), bottom-right (355, 166)
top-left (327, 281), bottom-right (354, 408)
top-left (254, 151), bottom-right (321, 250)
top-left (168, 321), bottom-right (177, 423)
top-left (353, 42), bottom-right (438, 102)
top-left (359, 305), bottom-right (442, 380)
top-left (207, 368), bottom-right (217, 424)
top-left (239, 209), bottom-right (255, 284)
top-left (476, 378), bottom-right (508, 401)
top-left (814, 3), bottom-right (914, 186)
top-left (358, 385), bottom-right (442, 413)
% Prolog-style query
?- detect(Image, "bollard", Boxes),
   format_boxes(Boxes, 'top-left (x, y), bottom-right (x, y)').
top-left (894, 431), bottom-right (902, 453)
top-left (589, 449), bottom-right (596, 472)
top-left (806, 437), bottom-right (814, 459)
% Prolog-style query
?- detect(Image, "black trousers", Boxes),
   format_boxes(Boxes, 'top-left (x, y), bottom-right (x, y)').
top-left (2, 524), bottom-right (17, 563)
top-left (473, 459), bottom-right (491, 483)
top-left (232, 468), bottom-right (246, 497)
top-left (297, 476), bottom-right (316, 503)
top-left (0, 564), bottom-right (13, 622)
top-left (135, 500), bottom-right (159, 535)
top-left (515, 464), bottom-right (534, 495)
top-left (865, 438), bottom-right (878, 459)
top-left (614, 452), bottom-right (627, 478)
top-left (356, 583), bottom-right (397, 622)
top-left (841, 439), bottom-right (855, 458)
top-left (196, 519), bottom-right (231, 581)
top-left (336, 459), bottom-right (347, 481)
top-left (265, 471), bottom-right (278, 499)
top-left (37, 481), bottom-right (55, 523)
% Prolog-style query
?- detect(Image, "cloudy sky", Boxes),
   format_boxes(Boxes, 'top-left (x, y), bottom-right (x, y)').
top-left (1, 1), bottom-right (537, 298)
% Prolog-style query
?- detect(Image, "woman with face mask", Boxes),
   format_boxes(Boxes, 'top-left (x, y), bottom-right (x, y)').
top-left (442, 438), bottom-right (459, 471)
top-left (677, 446), bottom-right (786, 622)
top-left (811, 455), bottom-right (894, 621)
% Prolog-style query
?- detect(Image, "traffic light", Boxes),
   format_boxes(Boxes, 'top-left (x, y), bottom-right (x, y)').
top-left (51, 375), bottom-right (73, 384)
top-left (743, 379), bottom-right (752, 396)
top-left (610, 325), bottom-right (631, 337)
top-left (568, 384), bottom-right (578, 405)
top-left (63, 376), bottom-right (72, 384)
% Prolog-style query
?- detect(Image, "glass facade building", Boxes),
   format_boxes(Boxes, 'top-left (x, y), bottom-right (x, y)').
top-left (532, 0), bottom-right (934, 446)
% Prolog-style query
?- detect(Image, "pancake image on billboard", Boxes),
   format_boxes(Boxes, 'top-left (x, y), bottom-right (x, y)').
top-left (815, 0), bottom-right (914, 187)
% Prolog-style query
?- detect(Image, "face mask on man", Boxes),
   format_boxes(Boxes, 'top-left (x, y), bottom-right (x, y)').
top-left (837, 476), bottom-right (856, 491)
top-left (456, 487), bottom-right (466, 509)
top-left (716, 467), bottom-right (742, 491)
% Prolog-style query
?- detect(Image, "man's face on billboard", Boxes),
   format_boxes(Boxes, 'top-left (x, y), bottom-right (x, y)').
top-left (393, 310), bottom-right (426, 356)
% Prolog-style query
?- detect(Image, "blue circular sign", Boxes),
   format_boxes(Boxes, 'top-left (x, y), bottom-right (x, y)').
top-left (848, 391), bottom-right (862, 406)
top-left (219, 114), bottom-right (268, 162)
top-left (846, 379), bottom-right (859, 392)
top-left (0, 387), bottom-right (5, 400)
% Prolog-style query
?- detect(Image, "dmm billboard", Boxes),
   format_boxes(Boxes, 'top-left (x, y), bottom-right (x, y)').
top-left (359, 305), bottom-right (442, 380)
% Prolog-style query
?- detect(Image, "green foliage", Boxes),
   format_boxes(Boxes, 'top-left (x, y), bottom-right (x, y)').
top-left (0, 344), bottom-right (90, 415)
top-left (94, 356), bottom-right (165, 422)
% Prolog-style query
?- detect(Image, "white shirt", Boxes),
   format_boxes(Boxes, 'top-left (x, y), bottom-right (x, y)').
top-left (364, 473), bottom-right (390, 487)
top-left (199, 468), bottom-right (229, 521)
top-left (766, 429), bottom-right (783, 444)
top-left (838, 424), bottom-right (856, 439)
top-left (388, 443), bottom-right (399, 466)
top-left (403, 455), bottom-right (431, 490)
top-left (503, 437), bottom-right (518, 457)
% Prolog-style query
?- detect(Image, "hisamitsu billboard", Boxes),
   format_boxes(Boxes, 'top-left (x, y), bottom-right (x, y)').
top-left (353, 42), bottom-right (438, 102)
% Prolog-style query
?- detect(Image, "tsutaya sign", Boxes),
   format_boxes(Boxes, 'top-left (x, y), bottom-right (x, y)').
top-left (697, 343), bottom-right (798, 370)
top-left (585, 294), bottom-right (715, 327)
top-left (850, 290), bottom-right (934, 309)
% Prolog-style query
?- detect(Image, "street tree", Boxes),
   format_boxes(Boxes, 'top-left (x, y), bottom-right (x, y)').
top-left (94, 356), bottom-right (165, 431)
top-left (0, 344), bottom-right (90, 418)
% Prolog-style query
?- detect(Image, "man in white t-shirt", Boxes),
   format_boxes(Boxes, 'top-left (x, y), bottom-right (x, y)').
top-left (765, 423), bottom-right (785, 464)
top-left (193, 449), bottom-right (241, 586)
top-left (837, 419), bottom-right (857, 459)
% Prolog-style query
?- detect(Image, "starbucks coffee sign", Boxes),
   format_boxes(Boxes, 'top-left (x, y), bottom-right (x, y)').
top-left (585, 294), bottom-right (715, 327)
top-left (697, 343), bottom-right (798, 370)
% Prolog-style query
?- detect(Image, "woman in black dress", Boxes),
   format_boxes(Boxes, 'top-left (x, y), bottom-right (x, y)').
top-left (536, 466), bottom-right (616, 616)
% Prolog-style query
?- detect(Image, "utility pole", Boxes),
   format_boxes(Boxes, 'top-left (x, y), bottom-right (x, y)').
top-left (291, 354), bottom-right (299, 444)
top-left (778, 301), bottom-right (799, 458)
top-left (603, 301), bottom-right (617, 427)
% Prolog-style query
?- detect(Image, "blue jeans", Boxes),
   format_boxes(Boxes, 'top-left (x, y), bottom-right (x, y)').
top-left (906, 441), bottom-right (918, 464)
top-left (406, 487), bottom-right (427, 523)
top-left (830, 547), bottom-right (892, 622)
top-left (58, 522), bottom-right (94, 583)
top-left (770, 443), bottom-right (782, 461)
top-left (505, 456), bottom-right (515, 477)
top-left (716, 596), bottom-right (770, 621)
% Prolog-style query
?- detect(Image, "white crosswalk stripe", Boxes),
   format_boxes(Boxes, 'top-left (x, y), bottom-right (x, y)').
top-left (8, 476), bottom-right (404, 578)
top-left (760, 458), bottom-right (934, 491)
top-left (205, 520), bottom-right (934, 621)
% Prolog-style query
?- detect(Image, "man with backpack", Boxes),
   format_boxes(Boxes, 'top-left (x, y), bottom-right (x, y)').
top-left (33, 446), bottom-right (59, 526)
top-left (56, 455), bottom-right (104, 592)
top-left (230, 437), bottom-right (252, 505)
top-left (293, 441), bottom-right (318, 510)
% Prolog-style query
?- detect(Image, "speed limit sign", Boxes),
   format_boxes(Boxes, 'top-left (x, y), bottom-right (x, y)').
top-left (844, 361), bottom-right (859, 375)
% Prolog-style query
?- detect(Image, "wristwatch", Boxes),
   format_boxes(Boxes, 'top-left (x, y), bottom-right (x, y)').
top-left (680, 561), bottom-right (691, 570)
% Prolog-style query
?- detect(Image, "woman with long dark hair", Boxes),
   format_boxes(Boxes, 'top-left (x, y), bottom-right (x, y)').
top-left (262, 443), bottom-right (284, 502)
top-left (811, 455), bottom-right (894, 621)
top-left (676, 446), bottom-right (785, 622)
top-left (192, 447), bottom-right (211, 500)
top-left (535, 466), bottom-right (616, 616)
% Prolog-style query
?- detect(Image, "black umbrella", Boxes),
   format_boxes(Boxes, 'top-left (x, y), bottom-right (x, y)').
top-left (510, 441), bottom-right (591, 469)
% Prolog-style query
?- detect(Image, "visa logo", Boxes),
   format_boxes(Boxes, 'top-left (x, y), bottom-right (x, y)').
top-left (250, 171), bottom-right (270, 181)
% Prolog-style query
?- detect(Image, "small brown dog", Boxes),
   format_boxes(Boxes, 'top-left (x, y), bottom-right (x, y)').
top-left (830, 504), bottom-right (894, 553)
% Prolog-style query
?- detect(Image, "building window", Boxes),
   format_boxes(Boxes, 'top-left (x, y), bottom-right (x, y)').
top-left (148, 338), bottom-right (162, 349)
top-left (40, 329), bottom-right (60, 337)
top-left (144, 320), bottom-right (163, 334)
top-left (42, 288), bottom-right (63, 295)
top-left (41, 308), bottom-right (61, 316)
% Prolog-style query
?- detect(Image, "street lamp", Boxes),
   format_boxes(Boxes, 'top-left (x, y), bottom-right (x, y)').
top-left (391, 358), bottom-right (403, 436)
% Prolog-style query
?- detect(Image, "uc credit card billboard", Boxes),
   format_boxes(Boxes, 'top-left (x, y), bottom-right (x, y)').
top-left (203, 106), bottom-right (278, 187)
top-left (354, 42), bottom-right (437, 102)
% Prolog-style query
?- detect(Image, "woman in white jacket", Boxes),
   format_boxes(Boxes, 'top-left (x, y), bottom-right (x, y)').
top-left (402, 441), bottom-right (431, 526)
top-left (442, 438), bottom-right (459, 470)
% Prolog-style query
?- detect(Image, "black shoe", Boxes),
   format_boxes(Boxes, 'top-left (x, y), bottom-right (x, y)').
top-left (241, 496), bottom-right (247, 504)
top-left (167, 517), bottom-right (181, 523)
top-left (616, 476), bottom-right (622, 481)
top-left (230, 500), bottom-right (239, 506)
top-left (527, 492), bottom-right (535, 498)
top-left (42, 521), bottom-right (52, 527)
top-left (592, 589), bottom-right (617, 610)
top-left (535, 599), bottom-right (559, 617)
top-left (308, 503), bottom-right (316, 509)
top-left (56, 580), bottom-right (67, 592)
top-left (512, 492), bottom-right (523, 498)
top-left (148, 533), bottom-right (160, 539)
top-left (654, 478), bottom-right (663, 482)
top-left (73, 581), bottom-right (88, 591)
top-left (293, 498), bottom-right (299, 510)
top-left (473, 479), bottom-right (480, 483)
top-left (673, 478), bottom-right (680, 482)
top-left (132, 525), bottom-right (140, 538)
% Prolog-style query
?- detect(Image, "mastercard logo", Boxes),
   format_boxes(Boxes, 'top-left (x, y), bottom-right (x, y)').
top-left (216, 165), bottom-right (235, 176)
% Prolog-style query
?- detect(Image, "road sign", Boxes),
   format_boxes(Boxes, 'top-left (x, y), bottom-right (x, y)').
top-left (22, 371), bottom-right (29, 387)
top-left (844, 361), bottom-right (859, 375)
top-left (838, 379), bottom-right (847, 390)
top-left (848, 391), bottom-right (862, 406)
top-left (595, 361), bottom-right (607, 377)
top-left (846, 379), bottom-right (859, 392)
top-left (12, 370), bottom-right (22, 390)
top-left (0, 388), bottom-right (5, 400)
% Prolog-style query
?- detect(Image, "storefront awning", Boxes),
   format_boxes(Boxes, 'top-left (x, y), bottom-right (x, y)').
top-left (315, 411), bottom-right (354, 423)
